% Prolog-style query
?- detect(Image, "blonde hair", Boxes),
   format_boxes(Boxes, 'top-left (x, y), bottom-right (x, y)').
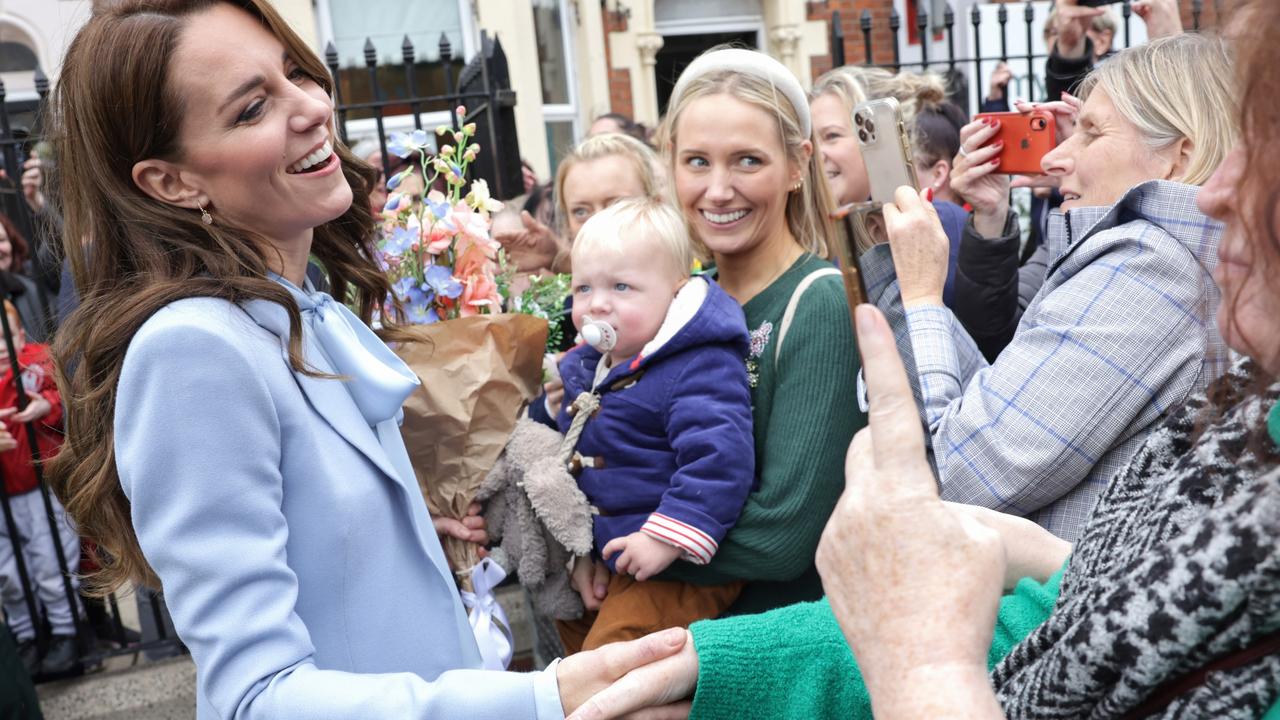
top-left (572, 197), bottom-right (693, 281)
top-left (658, 63), bottom-right (837, 258)
top-left (1078, 33), bottom-right (1237, 185)
top-left (810, 65), bottom-right (950, 156)
top-left (554, 132), bottom-right (663, 238)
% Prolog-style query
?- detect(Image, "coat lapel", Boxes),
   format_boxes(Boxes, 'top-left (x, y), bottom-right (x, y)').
top-left (240, 298), bottom-right (406, 487)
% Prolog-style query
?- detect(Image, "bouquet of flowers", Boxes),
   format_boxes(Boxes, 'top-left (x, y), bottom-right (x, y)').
top-left (375, 111), bottom-right (567, 669)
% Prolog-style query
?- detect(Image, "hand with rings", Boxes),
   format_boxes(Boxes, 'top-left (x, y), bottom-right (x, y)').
top-left (950, 116), bottom-right (1011, 239)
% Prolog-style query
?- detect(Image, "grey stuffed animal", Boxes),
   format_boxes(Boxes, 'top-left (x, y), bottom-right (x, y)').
top-left (476, 418), bottom-right (594, 620)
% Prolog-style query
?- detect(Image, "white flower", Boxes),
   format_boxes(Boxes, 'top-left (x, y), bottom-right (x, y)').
top-left (465, 178), bottom-right (504, 213)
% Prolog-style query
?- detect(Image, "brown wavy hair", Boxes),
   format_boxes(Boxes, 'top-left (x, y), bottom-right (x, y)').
top-left (47, 0), bottom-right (400, 593)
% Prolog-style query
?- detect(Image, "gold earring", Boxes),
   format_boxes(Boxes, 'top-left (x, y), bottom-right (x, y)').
top-left (791, 180), bottom-right (803, 191)
top-left (197, 201), bottom-right (213, 226)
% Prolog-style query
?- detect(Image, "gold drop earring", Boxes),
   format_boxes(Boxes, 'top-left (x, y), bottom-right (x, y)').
top-left (197, 201), bottom-right (213, 226)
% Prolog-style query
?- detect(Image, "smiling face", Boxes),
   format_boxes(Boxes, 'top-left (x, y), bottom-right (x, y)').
top-left (1041, 88), bottom-right (1183, 212)
top-left (159, 3), bottom-right (351, 247)
top-left (570, 237), bottom-right (684, 365)
top-left (561, 154), bottom-right (648, 240)
top-left (1197, 146), bottom-right (1280, 374)
top-left (810, 92), bottom-right (869, 206)
top-left (673, 93), bottom-right (803, 261)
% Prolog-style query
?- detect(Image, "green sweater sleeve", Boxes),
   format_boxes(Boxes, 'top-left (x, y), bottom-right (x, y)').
top-left (671, 277), bottom-right (865, 586)
top-left (689, 565), bottom-right (1066, 720)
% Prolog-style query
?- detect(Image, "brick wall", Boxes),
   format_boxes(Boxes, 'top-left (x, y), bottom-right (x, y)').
top-left (808, 0), bottom-right (898, 82)
top-left (603, 8), bottom-right (633, 118)
top-left (807, 0), bottom-right (1228, 83)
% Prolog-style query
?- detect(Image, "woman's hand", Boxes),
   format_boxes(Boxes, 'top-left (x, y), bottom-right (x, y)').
top-left (882, 186), bottom-right (950, 308)
top-left (557, 628), bottom-right (694, 718)
top-left (21, 153), bottom-right (46, 214)
top-left (565, 631), bottom-right (697, 720)
top-left (943, 502), bottom-right (1072, 589)
top-left (1007, 94), bottom-right (1083, 191)
top-left (571, 555), bottom-right (611, 612)
top-left (1052, 0), bottom-right (1106, 59)
top-left (1133, 0), bottom-right (1183, 39)
top-left (816, 304), bottom-right (1006, 719)
top-left (951, 117), bottom-right (1011, 238)
top-left (431, 501), bottom-right (489, 549)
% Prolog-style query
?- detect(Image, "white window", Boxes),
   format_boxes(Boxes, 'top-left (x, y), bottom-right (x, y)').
top-left (532, 0), bottom-right (580, 175)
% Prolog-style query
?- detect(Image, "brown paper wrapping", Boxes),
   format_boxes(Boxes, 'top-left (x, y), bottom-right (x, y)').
top-left (394, 314), bottom-right (548, 589)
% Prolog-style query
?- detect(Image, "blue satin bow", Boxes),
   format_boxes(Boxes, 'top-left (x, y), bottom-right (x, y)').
top-left (274, 276), bottom-right (420, 426)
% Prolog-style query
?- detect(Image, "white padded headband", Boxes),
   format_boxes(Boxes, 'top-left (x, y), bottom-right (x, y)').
top-left (668, 48), bottom-right (812, 138)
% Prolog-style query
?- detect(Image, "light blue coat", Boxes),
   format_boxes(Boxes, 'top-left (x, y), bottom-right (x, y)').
top-left (114, 293), bottom-right (564, 719)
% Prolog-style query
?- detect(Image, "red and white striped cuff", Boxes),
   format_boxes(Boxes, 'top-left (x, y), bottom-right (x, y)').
top-left (640, 513), bottom-right (717, 565)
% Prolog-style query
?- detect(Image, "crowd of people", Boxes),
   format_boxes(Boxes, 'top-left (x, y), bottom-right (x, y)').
top-left (1, 0), bottom-right (1276, 717)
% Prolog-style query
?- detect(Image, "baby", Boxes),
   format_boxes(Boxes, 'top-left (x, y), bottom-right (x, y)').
top-left (553, 197), bottom-right (754, 652)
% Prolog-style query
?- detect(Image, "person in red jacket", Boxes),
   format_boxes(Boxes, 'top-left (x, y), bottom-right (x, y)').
top-left (0, 300), bottom-right (79, 676)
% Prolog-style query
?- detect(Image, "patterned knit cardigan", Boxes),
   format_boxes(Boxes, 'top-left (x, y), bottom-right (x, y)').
top-left (993, 355), bottom-right (1280, 718)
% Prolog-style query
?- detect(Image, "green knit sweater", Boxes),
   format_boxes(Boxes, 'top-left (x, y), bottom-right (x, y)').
top-left (690, 565), bottom-right (1280, 719)
top-left (689, 566), bottom-right (1066, 719)
top-left (663, 254), bottom-right (865, 614)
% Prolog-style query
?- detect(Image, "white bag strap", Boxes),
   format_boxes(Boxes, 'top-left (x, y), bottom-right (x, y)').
top-left (775, 267), bottom-right (841, 364)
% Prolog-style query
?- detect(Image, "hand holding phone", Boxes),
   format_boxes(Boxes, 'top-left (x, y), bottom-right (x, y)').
top-left (853, 98), bottom-right (918, 204)
top-left (971, 110), bottom-right (1056, 175)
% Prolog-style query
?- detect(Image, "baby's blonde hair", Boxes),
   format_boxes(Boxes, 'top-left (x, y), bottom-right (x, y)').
top-left (572, 197), bottom-right (693, 281)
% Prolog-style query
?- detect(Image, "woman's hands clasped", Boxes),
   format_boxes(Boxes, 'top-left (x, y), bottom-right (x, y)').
top-left (558, 628), bottom-right (696, 720)
top-left (815, 304), bottom-right (1007, 718)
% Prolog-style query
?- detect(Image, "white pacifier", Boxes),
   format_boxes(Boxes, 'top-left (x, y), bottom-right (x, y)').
top-left (580, 316), bottom-right (617, 353)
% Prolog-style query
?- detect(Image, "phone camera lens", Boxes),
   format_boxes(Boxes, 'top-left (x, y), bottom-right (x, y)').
top-left (1031, 117), bottom-right (1047, 131)
top-left (858, 129), bottom-right (869, 143)
top-left (854, 113), bottom-right (865, 127)
top-left (864, 119), bottom-right (876, 134)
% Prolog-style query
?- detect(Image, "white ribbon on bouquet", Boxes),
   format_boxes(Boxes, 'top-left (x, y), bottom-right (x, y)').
top-left (459, 557), bottom-right (513, 670)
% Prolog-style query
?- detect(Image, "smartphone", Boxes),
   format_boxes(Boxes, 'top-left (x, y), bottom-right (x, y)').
top-left (972, 110), bottom-right (1056, 175)
top-left (852, 98), bottom-right (918, 205)
top-left (828, 207), bottom-right (871, 310)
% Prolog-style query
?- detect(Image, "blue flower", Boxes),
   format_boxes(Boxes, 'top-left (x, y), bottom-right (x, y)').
top-left (387, 129), bottom-right (431, 159)
top-left (449, 162), bottom-right (464, 177)
top-left (386, 168), bottom-right (410, 191)
top-left (383, 193), bottom-right (403, 214)
top-left (382, 226), bottom-right (417, 255)
top-left (425, 194), bottom-right (452, 220)
top-left (425, 264), bottom-right (463, 300)
top-left (405, 297), bottom-right (440, 325)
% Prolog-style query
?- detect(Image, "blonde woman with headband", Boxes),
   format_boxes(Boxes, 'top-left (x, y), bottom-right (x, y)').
top-left (631, 47), bottom-right (866, 617)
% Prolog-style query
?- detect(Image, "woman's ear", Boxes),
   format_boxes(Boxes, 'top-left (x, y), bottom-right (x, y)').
top-left (132, 158), bottom-right (204, 209)
top-left (793, 139), bottom-right (814, 186)
top-left (1165, 136), bottom-right (1194, 182)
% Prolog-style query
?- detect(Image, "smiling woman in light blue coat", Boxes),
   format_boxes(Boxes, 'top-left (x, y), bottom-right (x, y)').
top-left (47, 1), bottom-right (686, 718)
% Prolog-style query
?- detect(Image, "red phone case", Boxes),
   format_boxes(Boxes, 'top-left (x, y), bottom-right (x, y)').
top-left (973, 110), bottom-right (1056, 175)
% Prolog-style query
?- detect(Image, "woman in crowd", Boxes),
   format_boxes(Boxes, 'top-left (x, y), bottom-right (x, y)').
top-left (0, 213), bottom-right (51, 343)
top-left (496, 132), bottom-right (662, 280)
top-left (47, 1), bottom-right (686, 717)
top-left (643, 47), bottom-right (864, 616)
top-left (867, 32), bottom-right (1236, 542)
top-left (808, 66), bottom-right (969, 304)
top-left (564, 5), bottom-right (1280, 718)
